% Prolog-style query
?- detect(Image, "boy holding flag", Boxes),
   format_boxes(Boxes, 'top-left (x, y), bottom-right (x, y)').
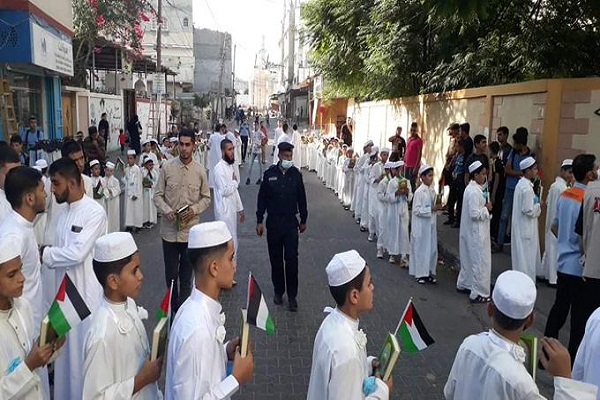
top-left (83, 232), bottom-right (162, 399)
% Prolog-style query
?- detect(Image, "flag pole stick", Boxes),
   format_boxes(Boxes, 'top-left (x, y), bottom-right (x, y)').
top-left (246, 271), bottom-right (252, 311)
top-left (394, 297), bottom-right (413, 336)
top-left (167, 279), bottom-right (174, 338)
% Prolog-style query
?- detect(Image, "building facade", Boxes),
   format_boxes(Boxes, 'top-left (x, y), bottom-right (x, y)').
top-left (250, 47), bottom-right (278, 112)
top-left (193, 28), bottom-right (232, 95)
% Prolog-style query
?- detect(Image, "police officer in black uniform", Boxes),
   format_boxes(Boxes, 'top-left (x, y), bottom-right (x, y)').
top-left (256, 141), bottom-right (308, 312)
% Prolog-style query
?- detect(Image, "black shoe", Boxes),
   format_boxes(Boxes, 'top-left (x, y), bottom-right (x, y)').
top-left (256, 179), bottom-right (262, 185)
top-left (456, 288), bottom-right (470, 295)
top-left (360, 227), bottom-right (367, 232)
top-left (288, 298), bottom-right (298, 312)
top-left (274, 295), bottom-right (283, 305)
top-left (246, 178), bottom-right (250, 185)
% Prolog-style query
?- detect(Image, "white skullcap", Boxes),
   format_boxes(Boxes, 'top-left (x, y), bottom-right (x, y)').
top-left (143, 155), bottom-right (153, 164)
top-left (561, 159), bottom-right (573, 168)
top-left (188, 221), bottom-right (232, 249)
top-left (34, 159), bottom-right (48, 169)
top-left (419, 164), bottom-right (433, 176)
top-left (492, 270), bottom-right (536, 319)
top-left (389, 161), bottom-right (403, 169)
top-left (0, 238), bottom-right (20, 264)
top-left (105, 161), bottom-right (115, 169)
top-left (33, 166), bottom-right (43, 172)
top-left (364, 140), bottom-right (374, 147)
top-left (150, 139), bottom-right (158, 144)
top-left (89, 159), bottom-right (100, 168)
top-left (141, 139), bottom-right (150, 146)
top-left (519, 157), bottom-right (536, 171)
top-left (383, 162), bottom-right (393, 169)
top-left (468, 160), bottom-right (483, 174)
top-left (326, 250), bottom-right (367, 287)
top-left (169, 137), bottom-right (178, 143)
top-left (380, 147), bottom-right (391, 154)
top-left (127, 150), bottom-right (136, 156)
top-left (94, 232), bottom-right (138, 263)
top-left (370, 146), bottom-right (379, 156)
top-left (347, 147), bottom-right (354, 152)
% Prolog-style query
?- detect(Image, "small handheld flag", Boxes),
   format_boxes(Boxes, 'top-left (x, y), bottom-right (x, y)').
top-left (246, 272), bottom-right (276, 335)
top-left (156, 281), bottom-right (173, 321)
top-left (394, 299), bottom-right (434, 354)
top-left (46, 274), bottom-right (91, 338)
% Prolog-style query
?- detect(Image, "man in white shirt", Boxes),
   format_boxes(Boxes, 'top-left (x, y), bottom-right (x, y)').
top-left (445, 270), bottom-right (597, 399)
top-left (166, 221), bottom-right (254, 399)
top-left (0, 166), bottom-right (47, 333)
top-left (213, 139), bottom-right (244, 260)
top-left (208, 124), bottom-right (236, 188)
top-left (0, 145), bottom-right (21, 222)
top-left (123, 150), bottom-right (143, 233)
top-left (41, 157), bottom-right (108, 400)
top-left (307, 250), bottom-right (392, 399)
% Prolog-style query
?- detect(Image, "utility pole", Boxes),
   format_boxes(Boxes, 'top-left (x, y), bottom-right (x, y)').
top-left (216, 35), bottom-right (227, 121)
top-left (232, 44), bottom-right (236, 109)
top-left (156, 0), bottom-right (163, 136)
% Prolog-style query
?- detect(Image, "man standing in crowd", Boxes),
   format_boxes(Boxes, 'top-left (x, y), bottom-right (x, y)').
top-left (154, 129), bottom-right (211, 315)
top-left (127, 114), bottom-right (142, 154)
top-left (208, 124), bottom-right (235, 188)
top-left (257, 142), bottom-right (308, 312)
top-left (62, 139), bottom-right (93, 197)
top-left (9, 135), bottom-right (26, 165)
top-left (388, 126), bottom-right (406, 160)
top-left (83, 126), bottom-right (106, 170)
top-left (98, 112), bottom-right (110, 152)
top-left (21, 115), bottom-right (44, 165)
top-left (239, 118), bottom-right (250, 163)
top-left (341, 117), bottom-right (353, 147)
top-left (465, 134), bottom-right (489, 173)
top-left (459, 123), bottom-right (473, 157)
top-left (404, 122), bottom-right (423, 190)
top-left (496, 126), bottom-right (512, 164)
top-left (0, 145), bottom-right (21, 221)
top-left (41, 158), bottom-right (108, 399)
top-left (494, 127), bottom-right (532, 252)
top-left (544, 154), bottom-right (597, 362)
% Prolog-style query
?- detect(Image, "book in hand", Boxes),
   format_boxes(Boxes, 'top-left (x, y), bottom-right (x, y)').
top-left (239, 309), bottom-right (250, 358)
top-left (151, 317), bottom-right (169, 361)
top-left (39, 316), bottom-right (58, 347)
top-left (377, 333), bottom-right (400, 381)
top-left (519, 334), bottom-right (538, 380)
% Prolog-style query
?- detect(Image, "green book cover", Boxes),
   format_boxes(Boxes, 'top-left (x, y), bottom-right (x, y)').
top-left (519, 334), bottom-right (538, 380)
top-left (378, 332), bottom-right (400, 381)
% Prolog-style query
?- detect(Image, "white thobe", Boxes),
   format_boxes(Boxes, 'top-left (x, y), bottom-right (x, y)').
top-left (213, 160), bottom-right (243, 256)
top-left (360, 163), bottom-right (372, 229)
top-left (138, 152), bottom-right (159, 168)
top-left (91, 175), bottom-right (107, 211)
top-left (0, 211), bottom-right (44, 334)
top-left (368, 162), bottom-right (384, 234)
top-left (376, 176), bottom-right (390, 251)
top-left (445, 330), bottom-right (598, 400)
top-left (541, 177), bottom-right (568, 285)
top-left (165, 288), bottom-right (239, 400)
top-left (41, 195), bottom-right (107, 400)
top-left (208, 132), bottom-right (236, 188)
top-left (0, 188), bottom-right (10, 222)
top-left (124, 165), bottom-right (143, 228)
top-left (410, 183), bottom-right (438, 279)
top-left (511, 177), bottom-right (542, 282)
top-left (33, 175), bottom-right (51, 244)
top-left (105, 176), bottom-right (122, 233)
top-left (336, 155), bottom-right (345, 199)
top-left (307, 308), bottom-right (389, 400)
top-left (574, 307), bottom-right (600, 400)
top-left (292, 130), bottom-right (302, 167)
top-left (457, 181), bottom-right (492, 299)
top-left (352, 154), bottom-right (369, 215)
top-left (0, 298), bottom-right (49, 400)
top-left (142, 168), bottom-right (158, 225)
top-left (343, 158), bottom-right (355, 207)
top-left (385, 177), bottom-right (412, 257)
top-left (83, 174), bottom-right (94, 198)
top-left (83, 298), bottom-right (161, 400)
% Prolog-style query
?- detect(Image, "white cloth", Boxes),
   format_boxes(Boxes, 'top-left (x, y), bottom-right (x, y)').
top-left (445, 330), bottom-right (597, 400)
top-left (385, 176), bottom-right (412, 257)
top-left (213, 160), bottom-right (243, 256)
top-left (0, 211), bottom-right (44, 335)
top-left (91, 175), bottom-right (107, 211)
top-left (573, 307), bottom-right (600, 400)
top-left (41, 195), bottom-right (107, 400)
top-left (352, 154), bottom-right (369, 216)
top-left (273, 133), bottom-right (294, 165)
top-left (32, 175), bottom-right (51, 245)
top-left (105, 176), bottom-right (122, 233)
top-left (142, 168), bottom-right (158, 225)
top-left (511, 177), bottom-right (542, 282)
top-left (138, 151), bottom-right (159, 168)
top-left (410, 183), bottom-right (438, 278)
top-left (0, 188), bottom-right (11, 222)
top-left (457, 181), bottom-right (492, 298)
top-left (343, 157), bottom-right (355, 207)
top-left (376, 176), bottom-right (390, 251)
top-left (124, 164), bottom-right (143, 228)
top-left (307, 308), bottom-right (388, 400)
top-left (0, 298), bottom-right (49, 400)
top-left (165, 288), bottom-right (239, 400)
top-left (83, 298), bottom-right (161, 400)
top-left (368, 162), bottom-right (384, 235)
top-left (208, 133), bottom-right (236, 188)
top-left (83, 174), bottom-right (94, 198)
top-left (541, 177), bottom-right (568, 284)
top-left (292, 130), bottom-right (302, 167)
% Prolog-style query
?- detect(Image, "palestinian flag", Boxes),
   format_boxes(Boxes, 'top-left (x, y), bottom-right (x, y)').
top-left (47, 274), bottom-right (91, 337)
top-left (246, 273), bottom-right (276, 335)
top-left (156, 281), bottom-right (173, 320)
top-left (395, 301), bottom-right (434, 353)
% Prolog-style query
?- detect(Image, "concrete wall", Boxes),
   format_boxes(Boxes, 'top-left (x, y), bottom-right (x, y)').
top-left (193, 29), bottom-right (233, 94)
top-left (31, 0), bottom-right (73, 32)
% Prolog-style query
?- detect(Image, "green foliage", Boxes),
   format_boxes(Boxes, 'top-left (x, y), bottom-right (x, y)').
top-left (301, 0), bottom-right (600, 99)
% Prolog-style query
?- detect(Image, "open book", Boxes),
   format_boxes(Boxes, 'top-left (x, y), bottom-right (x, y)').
top-left (378, 333), bottom-right (400, 381)
top-left (151, 317), bottom-right (169, 361)
top-left (240, 309), bottom-right (250, 358)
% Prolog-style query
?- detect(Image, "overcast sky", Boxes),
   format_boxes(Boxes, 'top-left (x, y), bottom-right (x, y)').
top-left (193, 0), bottom-right (284, 81)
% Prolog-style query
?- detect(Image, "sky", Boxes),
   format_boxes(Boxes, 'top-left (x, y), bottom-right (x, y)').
top-left (193, 0), bottom-right (284, 81)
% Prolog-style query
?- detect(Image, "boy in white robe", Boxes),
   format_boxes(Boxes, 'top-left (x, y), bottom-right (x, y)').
top-left (457, 161), bottom-right (493, 302)
top-left (445, 270), bottom-right (597, 400)
top-left (352, 141), bottom-right (373, 223)
top-left (573, 307), bottom-right (600, 397)
top-left (511, 157), bottom-right (542, 282)
top-left (90, 159), bottom-right (106, 211)
top-left (32, 159), bottom-right (50, 245)
top-left (307, 250), bottom-right (392, 399)
top-left (141, 157), bottom-right (158, 228)
top-left (360, 149), bottom-right (376, 232)
top-left (540, 159), bottom-right (572, 286)
top-left (410, 165), bottom-right (441, 284)
top-left (385, 162), bottom-right (412, 266)
top-left (104, 162), bottom-right (122, 233)
top-left (367, 148), bottom-right (388, 242)
top-left (83, 232), bottom-right (162, 399)
top-left (343, 148), bottom-right (356, 210)
top-left (123, 150), bottom-right (143, 234)
top-left (165, 221), bottom-right (254, 399)
top-left (375, 163), bottom-right (392, 259)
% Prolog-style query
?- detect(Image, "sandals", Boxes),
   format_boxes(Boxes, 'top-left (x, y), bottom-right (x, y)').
top-left (470, 295), bottom-right (491, 304)
top-left (417, 278), bottom-right (427, 285)
top-left (416, 276), bottom-right (437, 285)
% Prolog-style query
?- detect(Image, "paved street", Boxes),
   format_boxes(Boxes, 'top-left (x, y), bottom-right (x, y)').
top-left (129, 156), bottom-right (560, 399)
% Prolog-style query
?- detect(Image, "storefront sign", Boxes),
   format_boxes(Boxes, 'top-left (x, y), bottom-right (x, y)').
top-left (31, 23), bottom-right (74, 76)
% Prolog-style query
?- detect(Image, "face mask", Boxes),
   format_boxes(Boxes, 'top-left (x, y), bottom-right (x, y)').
top-left (281, 160), bottom-right (293, 169)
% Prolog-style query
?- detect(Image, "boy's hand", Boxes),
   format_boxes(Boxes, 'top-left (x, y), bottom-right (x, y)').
top-left (226, 337), bottom-right (240, 361)
top-left (384, 375), bottom-right (394, 393)
top-left (232, 348), bottom-right (254, 385)
top-left (540, 337), bottom-right (572, 379)
top-left (134, 357), bottom-right (163, 393)
top-left (25, 342), bottom-right (53, 371)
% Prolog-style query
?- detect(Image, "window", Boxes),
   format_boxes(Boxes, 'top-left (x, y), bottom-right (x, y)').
top-left (183, 17), bottom-right (189, 27)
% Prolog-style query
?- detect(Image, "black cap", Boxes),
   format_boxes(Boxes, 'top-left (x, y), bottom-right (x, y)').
top-left (278, 142), bottom-right (294, 152)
